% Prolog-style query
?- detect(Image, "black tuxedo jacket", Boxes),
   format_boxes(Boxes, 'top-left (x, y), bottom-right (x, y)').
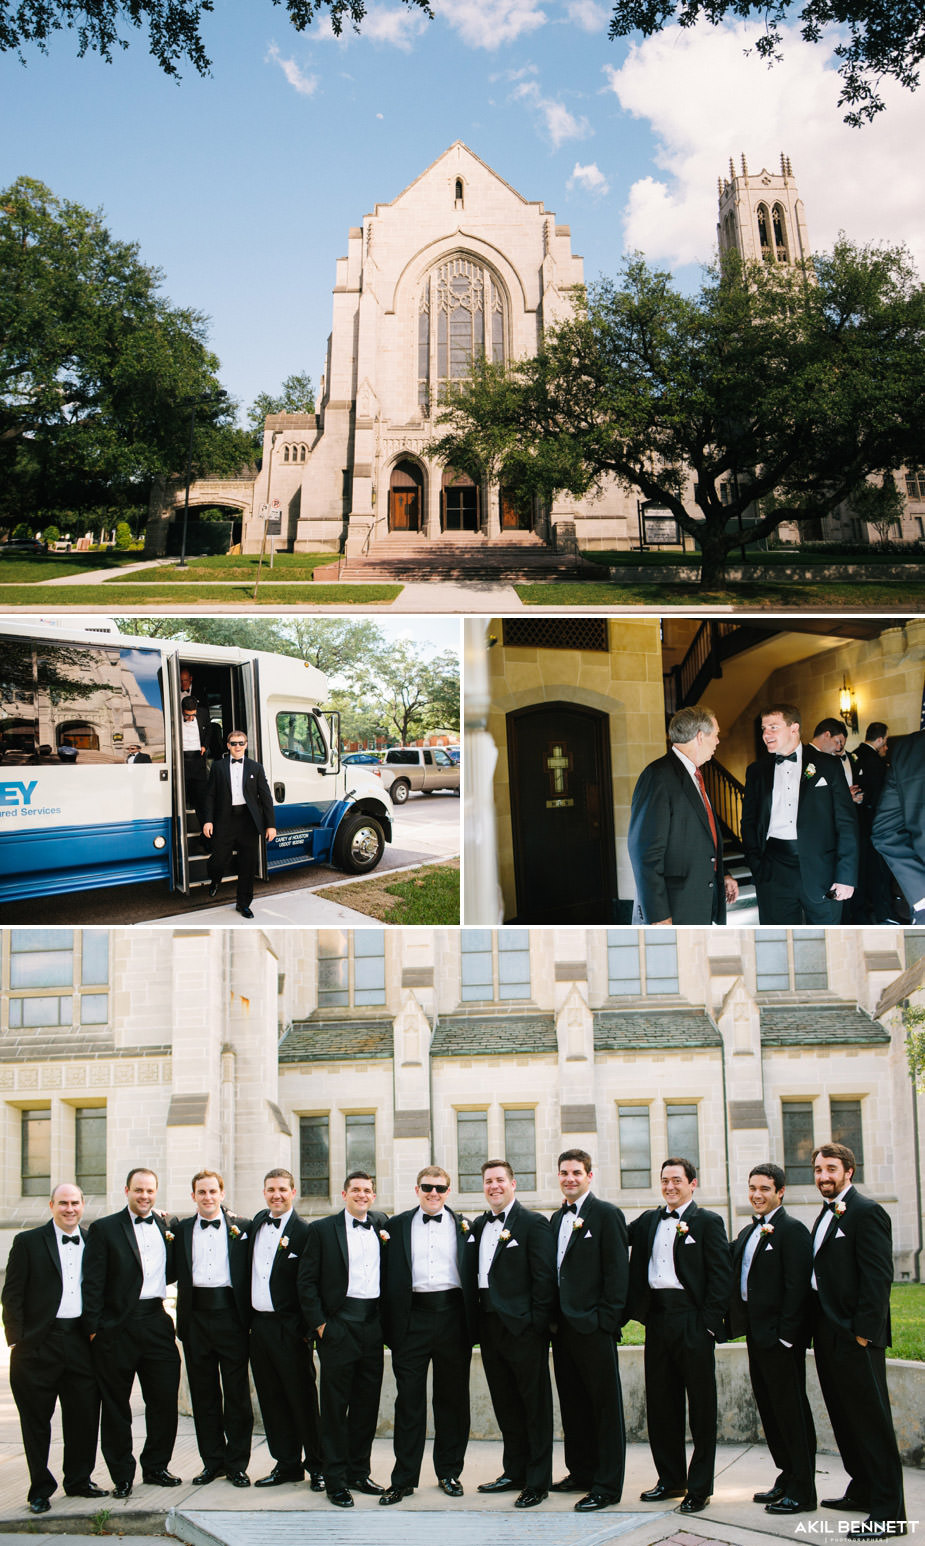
top-left (466, 1198), bottom-right (555, 1339)
top-left (298, 1209), bottom-right (389, 1332)
top-left (811, 1186), bottom-right (893, 1348)
top-left (741, 745), bottom-right (858, 897)
top-left (2, 1219), bottom-right (90, 1345)
top-left (628, 751), bottom-right (726, 924)
top-left (172, 1210), bottom-right (252, 1341)
top-left (382, 1206), bottom-right (478, 1347)
top-left (626, 1201), bottom-right (731, 1338)
top-left (553, 1193), bottom-right (628, 1337)
top-left (727, 1208), bottom-right (812, 1348)
top-left (247, 1209), bottom-right (313, 1336)
top-left (851, 742), bottom-right (888, 818)
top-left (203, 755), bottom-right (275, 834)
top-left (81, 1208), bottom-right (176, 1333)
top-left (873, 729), bottom-right (925, 914)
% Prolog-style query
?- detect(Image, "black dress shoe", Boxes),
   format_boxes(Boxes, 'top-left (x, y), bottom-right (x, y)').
top-left (308, 1472), bottom-right (325, 1492)
top-left (478, 1475), bottom-right (522, 1493)
top-left (678, 1495), bottom-right (709, 1513)
top-left (255, 1466), bottom-right (304, 1487)
top-left (227, 1471), bottom-right (250, 1488)
top-left (823, 1496), bottom-right (869, 1510)
top-left (208, 882), bottom-right (219, 898)
top-left (192, 1467), bottom-right (224, 1485)
top-left (29, 1498), bottom-right (51, 1514)
top-left (515, 1487), bottom-right (548, 1508)
top-left (576, 1490), bottom-right (620, 1511)
top-left (142, 1469), bottom-right (182, 1487)
top-left (379, 1485), bottom-right (414, 1504)
top-left (755, 1486), bottom-right (785, 1503)
top-left (552, 1476), bottom-right (592, 1492)
top-left (112, 1481), bottom-right (133, 1500)
top-left (349, 1475), bottom-right (384, 1495)
top-left (236, 905), bottom-right (254, 919)
top-left (767, 1497), bottom-right (814, 1515)
top-left (65, 1481), bottom-right (109, 1498)
top-left (327, 1488), bottom-right (354, 1507)
top-left (438, 1477), bottom-right (464, 1497)
top-left (641, 1482), bottom-right (687, 1501)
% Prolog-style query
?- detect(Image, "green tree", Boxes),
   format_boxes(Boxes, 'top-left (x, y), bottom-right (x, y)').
top-left (903, 1003), bottom-right (925, 1089)
top-left (247, 372), bottom-right (315, 454)
top-left (431, 242), bottom-right (925, 588)
top-left (0, 0), bottom-right (434, 76)
top-left (607, 0), bottom-right (924, 126)
top-left (356, 643), bottom-right (460, 744)
top-left (0, 177), bottom-right (248, 525)
top-left (847, 472), bottom-right (906, 545)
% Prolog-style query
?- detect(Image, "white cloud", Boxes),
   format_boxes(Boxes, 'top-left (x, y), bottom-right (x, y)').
top-left (565, 0), bottom-right (608, 31)
top-left (603, 20), bottom-right (925, 274)
top-left (265, 42), bottom-right (318, 95)
top-left (512, 79), bottom-right (592, 147)
top-left (359, 6), bottom-right (431, 48)
top-left (569, 160), bottom-right (610, 195)
top-left (436, 0), bottom-right (547, 50)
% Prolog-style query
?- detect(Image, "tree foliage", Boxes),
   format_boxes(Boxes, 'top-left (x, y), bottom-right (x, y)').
top-left (247, 371), bottom-right (315, 454)
top-left (0, 0), bottom-right (434, 76)
top-left (430, 242), bottom-right (925, 586)
top-left (903, 1003), bottom-right (925, 1090)
top-left (607, 0), bottom-right (925, 126)
top-left (0, 177), bottom-right (250, 523)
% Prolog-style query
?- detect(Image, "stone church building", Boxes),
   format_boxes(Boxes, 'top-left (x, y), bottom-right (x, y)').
top-left (145, 145), bottom-right (925, 562)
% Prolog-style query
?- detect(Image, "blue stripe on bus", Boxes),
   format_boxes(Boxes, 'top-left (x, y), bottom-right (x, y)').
top-left (0, 820), bottom-right (172, 901)
top-left (266, 800), bottom-right (341, 871)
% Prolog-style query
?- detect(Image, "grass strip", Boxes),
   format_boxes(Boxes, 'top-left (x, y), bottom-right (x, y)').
top-left (313, 859), bottom-right (460, 924)
top-left (0, 584), bottom-right (403, 607)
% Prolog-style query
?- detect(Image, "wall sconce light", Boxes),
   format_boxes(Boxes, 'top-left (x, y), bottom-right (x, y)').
top-left (839, 676), bottom-right (859, 734)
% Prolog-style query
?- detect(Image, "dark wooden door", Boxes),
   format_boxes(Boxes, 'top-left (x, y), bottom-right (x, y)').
top-left (391, 489), bottom-right (420, 531)
top-left (500, 491), bottom-right (530, 530)
top-left (507, 702), bottom-right (618, 923)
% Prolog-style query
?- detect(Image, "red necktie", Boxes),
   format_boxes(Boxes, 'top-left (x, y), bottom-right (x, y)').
top-left (694, 768), bottom-right (719, 852)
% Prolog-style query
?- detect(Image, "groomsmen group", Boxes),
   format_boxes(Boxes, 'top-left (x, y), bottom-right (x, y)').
top-left (2, 1147), bottom-right (907, 1537)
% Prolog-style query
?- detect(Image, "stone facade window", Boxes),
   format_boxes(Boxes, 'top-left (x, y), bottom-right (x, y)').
top-left (345, 1112), bottom-right (376, 1177)
top-left (7, 930), bottom-right (109, 1031)
top-left (21, 1107), bottom-right (50, 1196)
top-left (75, 1106), bottom-right (106, 1194)
top-left (460, 929), bottom-right (530, 1002)
top-left (666, 1103), bottom-right (700, 1171)
top-left (299, 1114), bottom-right (330, 1197)
top-left (830, 1098), bottom-right (864, 1182)
top-left (756, 929), bottom-right (827, 992)
top-left (317, 930), bottom-right (385, 1008)
top-left (457, 1110), bottom-right (488, 1190)
top-left (782, 1099), bottom-right (815, 1183)
top-left (418, 255), bottom-right (505, 413)
top-left (607, 929), bottom-right (678, 997)
top-left (618, 1105), bottom-right (651, 1188)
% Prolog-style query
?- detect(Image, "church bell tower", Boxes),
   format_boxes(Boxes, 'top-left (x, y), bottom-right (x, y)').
top-left (717, 152), bottom-right (810, 266)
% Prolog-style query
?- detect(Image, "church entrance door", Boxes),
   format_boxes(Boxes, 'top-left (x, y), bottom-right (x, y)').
top-left (500, 490), bottom-right (531, 530)
top-left (441, 468), bottom-right (479, 532)
top-left (389, 461), bottom-right (424, 532)
top-left (506, 702), bottom-right (619, 923)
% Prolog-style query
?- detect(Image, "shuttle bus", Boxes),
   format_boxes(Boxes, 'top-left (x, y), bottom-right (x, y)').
top-left (0, 621), bottom-right (394, 902)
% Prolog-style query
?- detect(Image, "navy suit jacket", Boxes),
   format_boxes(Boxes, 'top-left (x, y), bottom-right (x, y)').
top-left (873, 729), bottom-right (925, 915)
top-left (628, 751), bottom-right (726, 924)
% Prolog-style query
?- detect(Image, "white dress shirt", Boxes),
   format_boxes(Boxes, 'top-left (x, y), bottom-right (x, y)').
top-left (740, 1205), bottom-right (781, 1299)
top-left (345, 1213), bottom-right (380, 1299)
top-left (811, 1184), bottom-right (852, 1289)
top-left (647, 1199), bottom-right (693, 1289)
top-left (411, 1208), bottom-right (461, 1292)
top-left (230, 759), bottom-right (246, 805)
top-left (251, 1207), bottom-right (292, 1311)
top-left (132, 1212), bottom-right (167, 1300)
top-left (557, 1193), bottom-right (588, 1275)
top-left (55, 1224), bottom-right (84, 1319)
top-left (767, 744), bottom-right (803, 840)
top-left (478, 1210), bottom-right (508, 1288)
top-left (192, 1214), bottom-right (233, 1288)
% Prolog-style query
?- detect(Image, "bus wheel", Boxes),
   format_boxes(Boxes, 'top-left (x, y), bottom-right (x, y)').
top-left (334, 812), bottom-right (385, 874)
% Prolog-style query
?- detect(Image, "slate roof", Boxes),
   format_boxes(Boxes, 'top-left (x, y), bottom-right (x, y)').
top-left (279, 1020), bottom-right (394, 1062)
top-left (759, 1006), bottom-right (889, 1046)
top-left (593, 1011), bottom-right (721, 1050)
top-left (430, 1015), bottom-right (557, 1057)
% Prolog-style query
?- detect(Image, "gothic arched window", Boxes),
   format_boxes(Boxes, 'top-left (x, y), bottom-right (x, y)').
top-left (418, 256), bottom-right (505, 413)
top-left (772, 203), bottom-right (790, 262)
top-left (756, 203), bottom-right (772, 262)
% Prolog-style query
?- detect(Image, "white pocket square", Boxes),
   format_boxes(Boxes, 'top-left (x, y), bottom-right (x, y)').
top-left (467, 1235), bottom-right (475, 1244)
top-left (815, 777), bottom-right (828, 787)
top-left (288, 1251), bottom-right (298, 1258)
top-left (835, 1228), bottom-right (846, 1239)
top-left (584, 1231), bottom-right (593, 1239)
top-left (506, 1239), bottom-right (519, 1248)
top-left (684, 1235), bottom-right (696, 1245)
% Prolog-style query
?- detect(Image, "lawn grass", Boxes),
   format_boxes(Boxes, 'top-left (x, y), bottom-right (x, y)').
top-left (581, 548), bottom-right (925, 569)
top-left (0, 553), bottom-right (145, 582)
top-left (0, 583), bottom-right (403, 607)
top-left (314, 859), bottom-right (459, 924)
top-left (115, 552), bottom-right (341, 580)
top-left (514, 580), bottom-right (925, 609)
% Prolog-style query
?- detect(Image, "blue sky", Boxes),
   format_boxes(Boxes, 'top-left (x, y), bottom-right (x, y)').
top-left (3, 0), bottom-right (923, 423)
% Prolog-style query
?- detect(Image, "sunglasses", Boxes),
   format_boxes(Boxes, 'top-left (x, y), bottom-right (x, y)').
top-left (228, 739), bottom-right (247, 746)
top-left (419, 1182), bottom-right (448, 1194)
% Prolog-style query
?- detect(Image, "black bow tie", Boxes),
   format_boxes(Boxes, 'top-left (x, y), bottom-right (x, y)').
top-left (752, 1216), bottom-right (764, 1227)
top-left (775, 752), bottom-right (798, 764)
top-left (824, 1200), bottom-right (840, 1212)
top-left (352, 1218), bottom-right (372, 1230)
top-left (61, 1233), bottom-right (80, 1244)
top-left (486, 1210), bottom-right (506, 1225)
top-left (200, 1218), bottom-right (221, 1230)
top-left (134, 1215), bottom-right (155, 1225)
top-left (662, 1208), bottom-right (680, 1219)
top-left (267, 1217), bottom-right (282, 1228)
top-left (563, 1202), bottom-right (578, 1214)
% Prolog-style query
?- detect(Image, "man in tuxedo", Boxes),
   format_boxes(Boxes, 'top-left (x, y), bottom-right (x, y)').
top-left (741, 703), bottom-right (858, 923)
top-left (873, 727), bottom-right (925, 924)
top-left (81, 1167), bottom-right (181, 1499)
top-left (2, 1183), bottom-right (107, 1514)
top-left (378, 1166), bottom-right (476, 1505)
top-left (628, 706), bottom-right (738, 924)
top-left (172, 1170), bottom-right (253, 1488)
top-left (467, 1159), bottom-right (555, 1510)
top-left (179, 667), bottom-right (214, 749)
top-left (550, 1150), bottom-right (628, 1513)
top-left (728, 1163), bottom-right (815, 1515)
top-left (202, 730), bottom-right (276, 919)
top-left (627, 1157), bottom-right (730, 1514)
top-left (247, 1168), bottom-right (323, 1492)
top-left (298, 1171), bottom-right (389, 1509)
top-left (180, 697), bottom-right (210, 835)
top-left (849, 723), bottom-right (892, 922)
top-left (811, 1144), bottom-right (906, 1539)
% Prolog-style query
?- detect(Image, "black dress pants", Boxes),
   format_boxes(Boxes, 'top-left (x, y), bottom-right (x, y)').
top-left (208, 807), bottom-right (260, 908)
top-left (552, 1321), bottom-right (625, 1497)
top-left (755, 842), bottom-right (843, 925)
top-left (813, 1308), bottom-right (905, 1525)
top-left (92, 1302), bottom-right (180, 1485)
top-left (315, 1303), bottom-right (384, 1491)
top-left (249, 1312), bottom-right (322, 1474)
top-left (478, 1308), bottom-right (552, 1491)
top-left (10, 1322), bottom-right (100, 1502)
top-left (184, 1307), bottom-right (253, 1473)
top-left (643, 1297), bottom-right (716, 1498)
top-left (745, 1334), bottom-right (816, 1506)
top-left (390, 1291), bottom-right (471, 1487)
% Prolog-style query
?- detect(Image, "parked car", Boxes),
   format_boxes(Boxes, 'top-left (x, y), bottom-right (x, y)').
top-left (343, 751), bottom-right (382, 764)
top-left (376, 746), bottom-right (460, 804)
top-left (446, 746), bottom-right (461, 763)
top-left (0, 538), bottom-right (47, 555)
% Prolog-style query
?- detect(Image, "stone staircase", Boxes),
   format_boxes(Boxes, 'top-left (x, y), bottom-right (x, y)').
top-left (333, 532), bottom-right (603, 583)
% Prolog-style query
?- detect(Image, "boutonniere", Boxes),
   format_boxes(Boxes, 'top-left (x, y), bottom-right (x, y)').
top-left (760, 1223), bottom-right (774, 1237)
top-left (499, 1229), bottom-right (511, 1242)
top-left (277, 1235), bottom-right (289, 1252)
top-left (165, 1230), bottom-right (174, 1242)
top-left (229, 1224), bottom-right (241, 1238)
top-left (460, 1219), bottom-right (470, 1233)
top-left (804, 763), bottom-right (816, 780)
top-left (379, 1229), bottom-right (390, 1242)
top-left (676, 1220), bottom-right (689, 1237)
top-left (571, 1217), bottom-right (584, 1232)
top-left (833, 1202), bottom-right (846, 1218)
